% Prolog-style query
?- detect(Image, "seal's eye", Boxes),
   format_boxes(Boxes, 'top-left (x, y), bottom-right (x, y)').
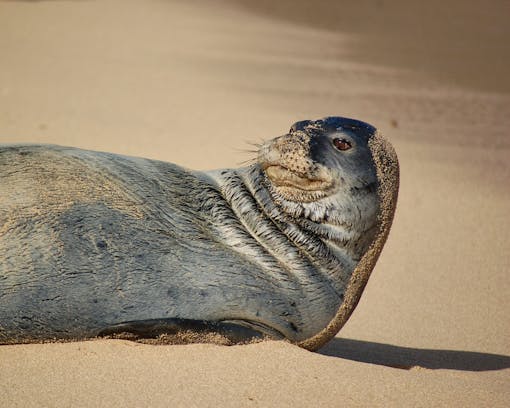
top-left (333, 138), bottom-right (352, 151)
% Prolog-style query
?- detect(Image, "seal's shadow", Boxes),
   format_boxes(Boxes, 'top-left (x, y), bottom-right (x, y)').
top-left (318, 338), bottom-right (510, 371)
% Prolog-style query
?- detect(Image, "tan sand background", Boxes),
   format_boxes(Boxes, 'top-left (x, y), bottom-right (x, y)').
top-left (0, 0), bottom-right (509, 406)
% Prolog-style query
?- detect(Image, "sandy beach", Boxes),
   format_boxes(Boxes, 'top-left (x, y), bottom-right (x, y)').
top-left (1, 0), bottom-right (509, 406)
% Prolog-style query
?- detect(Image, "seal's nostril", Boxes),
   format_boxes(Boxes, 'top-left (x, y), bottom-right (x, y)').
top-left (290, 120), bottom-right (312, 132)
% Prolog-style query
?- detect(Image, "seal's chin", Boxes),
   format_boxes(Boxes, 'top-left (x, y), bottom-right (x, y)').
top-left (263, 165), bottom-right (335, 202)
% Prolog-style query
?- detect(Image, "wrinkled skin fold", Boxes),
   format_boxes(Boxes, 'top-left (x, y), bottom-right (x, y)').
top-left (0, 117), bottom-right (399, 350)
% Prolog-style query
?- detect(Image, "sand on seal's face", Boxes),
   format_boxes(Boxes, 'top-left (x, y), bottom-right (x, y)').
top-left (0, 0), bottom-right (509, 407)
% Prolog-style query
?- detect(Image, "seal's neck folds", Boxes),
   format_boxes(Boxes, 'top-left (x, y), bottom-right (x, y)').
top-left (207, 165), bottom-right (379, 299)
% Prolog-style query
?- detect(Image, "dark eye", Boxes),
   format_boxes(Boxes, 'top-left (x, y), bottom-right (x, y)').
top-left (333, 138), bottom-right (352, 151)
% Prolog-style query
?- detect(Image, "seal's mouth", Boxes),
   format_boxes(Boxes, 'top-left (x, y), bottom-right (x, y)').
top-left (264, 165), bottom-right (331, 191)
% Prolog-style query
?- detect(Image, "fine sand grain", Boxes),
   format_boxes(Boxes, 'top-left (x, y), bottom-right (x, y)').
top-left (0, 0), bottom-right (509, 406)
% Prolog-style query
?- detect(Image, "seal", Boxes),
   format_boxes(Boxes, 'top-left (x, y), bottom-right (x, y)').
top-left (0, 116), bottom-right (399, 350)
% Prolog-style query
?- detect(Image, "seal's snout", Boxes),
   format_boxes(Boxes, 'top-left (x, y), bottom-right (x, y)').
top-left (258, 131), bottom-right (335, 202)
top-left (258, 132), bottom-right (312, 174)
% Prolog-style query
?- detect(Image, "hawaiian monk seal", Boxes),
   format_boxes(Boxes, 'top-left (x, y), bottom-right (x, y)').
top-left (0, 116), bottom-right (399, 350)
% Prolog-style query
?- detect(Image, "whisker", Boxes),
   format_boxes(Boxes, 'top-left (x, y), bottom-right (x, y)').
top-left (236, 157), bottom-right (257, 166)
top-left (244, 139), bottom-right (265, 149)
top-left (234, 148), bottom-right (259, 154)
top-left (233, 138), bottom-right (267, 166)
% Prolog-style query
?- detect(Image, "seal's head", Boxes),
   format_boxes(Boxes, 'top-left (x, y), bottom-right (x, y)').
top-left (258, 117), bottom-right (383, 244)
top-left (259, 117), bottom-right (378, 204)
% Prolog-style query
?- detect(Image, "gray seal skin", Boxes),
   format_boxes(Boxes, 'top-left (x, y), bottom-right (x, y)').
top-left (0, 117), bottom-right (399, 350)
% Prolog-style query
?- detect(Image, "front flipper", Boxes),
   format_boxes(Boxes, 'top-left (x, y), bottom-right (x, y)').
top-left (97, 318), bottom-right (283, 345)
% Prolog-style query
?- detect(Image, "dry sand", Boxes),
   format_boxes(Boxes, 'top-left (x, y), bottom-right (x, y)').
top-left (0, 0), bottom-right (509, 406)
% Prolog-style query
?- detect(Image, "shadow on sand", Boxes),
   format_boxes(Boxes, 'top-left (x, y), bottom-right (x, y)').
top-left (318, 338), bottom-right (510, 371)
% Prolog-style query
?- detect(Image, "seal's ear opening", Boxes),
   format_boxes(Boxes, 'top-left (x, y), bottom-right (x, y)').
top-left (298, 131), bottom-right (400, 351)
